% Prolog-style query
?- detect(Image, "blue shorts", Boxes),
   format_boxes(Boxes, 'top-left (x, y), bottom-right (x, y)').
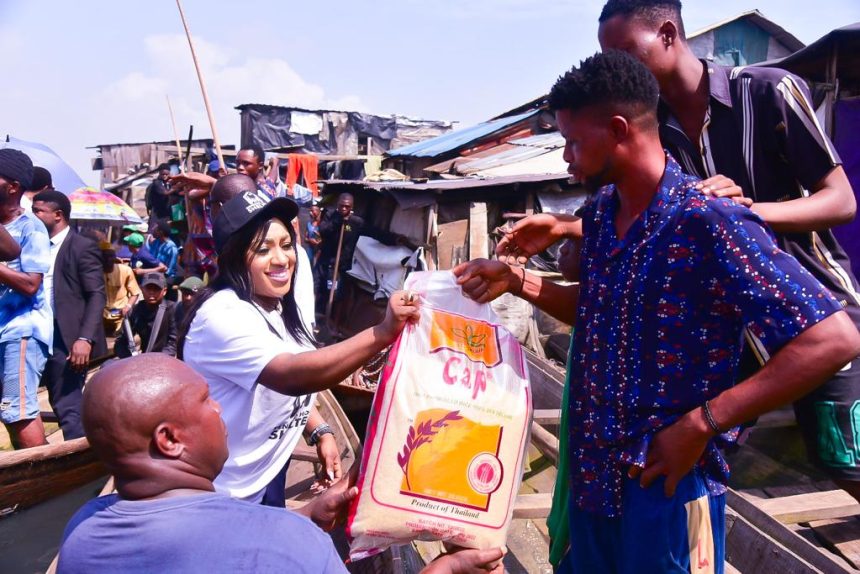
top-left (0, 338), bottom-right (49, 425)
top-left (566, 471), bottom-right (725, 574)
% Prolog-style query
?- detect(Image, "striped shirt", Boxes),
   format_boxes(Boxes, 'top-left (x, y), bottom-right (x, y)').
top-left (658, 61), bottom-right (860, 358)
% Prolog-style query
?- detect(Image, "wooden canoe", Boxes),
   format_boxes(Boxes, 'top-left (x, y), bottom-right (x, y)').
top-left (0, 437), bottom-right (106, 513)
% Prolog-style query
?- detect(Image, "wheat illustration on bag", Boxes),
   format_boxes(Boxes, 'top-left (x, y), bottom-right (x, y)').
top-left (397, 410), bottom-right (464, 490)
top-left (452, 325), bottom-right (487, 353)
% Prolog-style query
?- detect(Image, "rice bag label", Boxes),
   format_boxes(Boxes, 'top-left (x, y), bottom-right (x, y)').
top-left (347, 271), bottom-right (532, 560)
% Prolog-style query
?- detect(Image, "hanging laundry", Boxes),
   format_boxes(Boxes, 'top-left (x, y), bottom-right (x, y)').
top-left (364, 155), bottom-right (383, 178)
top-left (285, 153), bottom-right (319, 198)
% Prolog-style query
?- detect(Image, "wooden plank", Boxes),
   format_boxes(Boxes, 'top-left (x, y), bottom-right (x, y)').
top-left (727, 488), bottom-right (853, 572)
top-left (530, 421), bottom-right (559, 466)
top-left (726, 442), bottom-right (813, 490)
top-left (533, 409), bottom-right (561, 425)
top-left (436, 219), bottom-right (468, 270)
top-left (755, 490), bottom-right (860, 524)
top-left (809, 517), bottom-right (860, 569)
top-left (525, 349), bottom-right (565, 412)
top-left (468, 201), bottom-right (488, 261)
top-left (755, 407), bottom-right (797, 429)
top-left (512, 493), bottom-right (553, 519)
top-left (725, 508), bottom-right (825, 573)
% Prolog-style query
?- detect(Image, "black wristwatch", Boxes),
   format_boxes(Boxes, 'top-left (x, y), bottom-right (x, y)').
top-left (306, 423), bottom-right (334, 446)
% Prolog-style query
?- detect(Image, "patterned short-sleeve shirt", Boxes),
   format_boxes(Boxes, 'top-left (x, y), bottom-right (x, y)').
top-left (568, 154), bottom-right (842, 516)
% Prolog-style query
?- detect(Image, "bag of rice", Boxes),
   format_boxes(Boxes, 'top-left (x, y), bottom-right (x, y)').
top-left (347, 271), bottom-right (532, 560)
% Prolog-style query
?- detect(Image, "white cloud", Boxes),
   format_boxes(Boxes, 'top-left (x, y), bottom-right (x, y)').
top-left (406, 0), bottom-right (596, 20)
top-left (83, 33), bottom-right (366, 178)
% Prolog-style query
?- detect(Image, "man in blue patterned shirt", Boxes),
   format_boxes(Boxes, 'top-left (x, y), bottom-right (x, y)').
top-left (454, 51), bottom-right (860, 573)
top-left (597, 0), bottom-right (860, 506)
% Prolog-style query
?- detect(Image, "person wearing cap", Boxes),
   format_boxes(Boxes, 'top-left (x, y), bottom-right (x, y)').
top-left (179, 191), bottom-right (419, 506)
top-left (115, 272), bottom-right (176, 359)
top-left (172, 276), bottom-right (204, 327)
top-left (125, 232), bottom-right (165, 277)
top-left (0, 148), bottom-right (52, 449)
top-left (32, 190), bottom-right (107, 440)
top-left (101, 245), bottom-right (141, 337)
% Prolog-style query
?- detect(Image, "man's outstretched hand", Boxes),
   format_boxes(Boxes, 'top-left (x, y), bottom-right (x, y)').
top-left (301, 457), bottom-right (359, 531)
top-left (495, 213), bottom-right (579, 265)
top-left (453, 259), bottom-right (518, 304)
top-left (422, 547), bottom-right (506, 574)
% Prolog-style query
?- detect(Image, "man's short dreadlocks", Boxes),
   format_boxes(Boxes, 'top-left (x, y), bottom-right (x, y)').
top-left (599, 0), bottom-right (685, 39)
top-left (548, 51), bottom-right (659, 124)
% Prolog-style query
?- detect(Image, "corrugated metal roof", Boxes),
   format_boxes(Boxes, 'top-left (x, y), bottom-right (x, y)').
top-left (456, 146), bottom-right (554, 175)
top-left (426, 131), bottom-right (565, 175)
top-left (473, 148), bottom-right (567, 178)
top-left (507, 132), bottom-right (565, 148)
top-left (321, 172), bottom-right (570, 193)
top-left (385, 110), bottom-right (539, 159)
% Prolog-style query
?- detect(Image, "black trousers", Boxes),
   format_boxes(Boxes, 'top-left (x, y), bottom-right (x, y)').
top-left (41, 333), bottom-right (86, 440)
top-left (260, 457), bottom-right (292, 508)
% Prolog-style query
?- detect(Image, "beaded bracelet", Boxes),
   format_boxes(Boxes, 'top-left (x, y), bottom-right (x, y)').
top-left (702, 400), bottom-right (724, 434)
top-left (306, 423), bottom-right (334, 446)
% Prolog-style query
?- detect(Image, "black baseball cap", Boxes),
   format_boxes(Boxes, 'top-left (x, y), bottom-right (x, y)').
top-left (140, 272), bottom-right (166, 289)
top-left (212, 191), bottom-right (298, 254)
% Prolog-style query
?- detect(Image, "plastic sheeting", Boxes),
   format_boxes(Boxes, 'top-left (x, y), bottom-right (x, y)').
top-left (237, 105), bottom-right (451, 156)
top-left (346, 236), bottom-right (422, 299)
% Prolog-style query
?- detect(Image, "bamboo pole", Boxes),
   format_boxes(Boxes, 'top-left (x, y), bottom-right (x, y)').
top-left (166, 95), bottom-right (185, 173)
top-left (175, 0), bottom-right (226, 172)
top-left (325, 221), bottom-right (347, 329)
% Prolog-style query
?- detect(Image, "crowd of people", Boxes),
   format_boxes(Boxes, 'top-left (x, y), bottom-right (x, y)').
top-left (2, 0), bottom-right (860, 572)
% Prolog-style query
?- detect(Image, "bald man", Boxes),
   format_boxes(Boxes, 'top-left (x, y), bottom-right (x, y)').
top-left (57, 355), bottom-right (504, 574)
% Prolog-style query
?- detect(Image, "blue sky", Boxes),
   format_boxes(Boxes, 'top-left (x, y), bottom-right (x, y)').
top-left (1, 0), bottom-right (858, 187)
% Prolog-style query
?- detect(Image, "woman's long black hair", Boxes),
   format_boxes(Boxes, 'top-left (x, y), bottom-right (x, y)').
top-left (177, 216), bottom-right (316, 359)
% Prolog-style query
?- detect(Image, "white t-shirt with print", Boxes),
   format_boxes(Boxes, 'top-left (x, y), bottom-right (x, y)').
top-left (183, 289), bottom-right (315, 502)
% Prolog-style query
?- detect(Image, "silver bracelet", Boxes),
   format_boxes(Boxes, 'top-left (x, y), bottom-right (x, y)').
top-left (306, 423), bottom-right (334, 446)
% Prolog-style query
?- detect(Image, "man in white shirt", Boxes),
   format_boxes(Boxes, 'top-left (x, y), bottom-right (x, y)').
top-left (32, 190), bottom-right (106, 439)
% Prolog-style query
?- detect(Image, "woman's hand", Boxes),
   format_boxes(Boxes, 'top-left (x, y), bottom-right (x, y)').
top-left (377, 289), bottom-right (421, 343)
top-left (315, 433), bottom-right (342, 486)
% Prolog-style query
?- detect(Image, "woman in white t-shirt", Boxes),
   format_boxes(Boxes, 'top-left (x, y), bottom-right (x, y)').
top-left (179, 192), bottom-right (418, 505)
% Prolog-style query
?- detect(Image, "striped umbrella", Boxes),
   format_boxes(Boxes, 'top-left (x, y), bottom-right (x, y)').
top-left (69, 187), bottom-right (144, 225)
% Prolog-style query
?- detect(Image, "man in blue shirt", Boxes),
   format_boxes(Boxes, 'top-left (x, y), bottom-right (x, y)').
top-left (0, 149), bottom-right (53, 449)
top-left (148, 219), bottom-right (179, 280)
top-left (124, 232), bottom-right (163, 277)
top-left (454, 51), bottom-right (860, 573)
top-left (58, 355), bottom-right (505, 574)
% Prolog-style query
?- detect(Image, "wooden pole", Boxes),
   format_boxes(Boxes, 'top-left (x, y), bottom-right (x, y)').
top-left (175, 0), bottom-right (226, 172)
top-left (166, 95), bottom-right (185, 173)
top-left (325, 221), bottom-right (347, 328)
top-left (184, 125), bottom-right (194, 172)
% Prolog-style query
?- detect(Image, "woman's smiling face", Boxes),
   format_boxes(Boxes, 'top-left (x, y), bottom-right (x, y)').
top-left (247, 218), bottom-right (296, 304)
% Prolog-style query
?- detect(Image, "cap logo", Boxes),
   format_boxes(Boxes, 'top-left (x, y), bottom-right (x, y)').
top-left (242, 191), bottom-right (266, 213)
